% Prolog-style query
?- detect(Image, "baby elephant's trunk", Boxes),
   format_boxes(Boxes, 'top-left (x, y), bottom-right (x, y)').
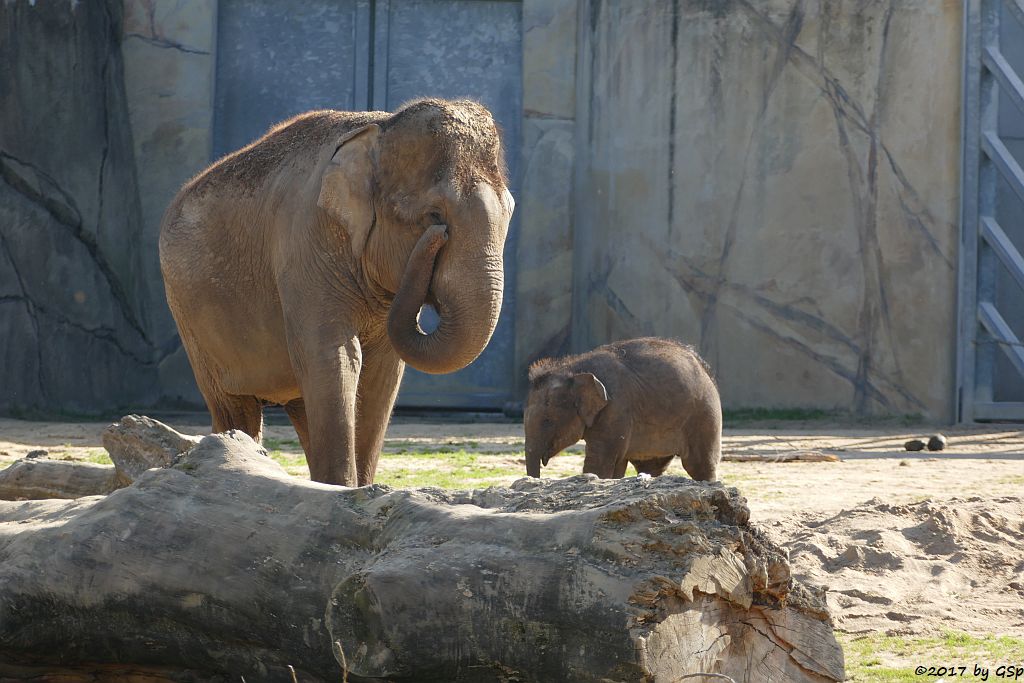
top-left (526, 448), bottom-right (542, 478)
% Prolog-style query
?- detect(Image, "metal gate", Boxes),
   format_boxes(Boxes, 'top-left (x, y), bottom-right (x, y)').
top-left (213, 0), bottom-right (522, 410)
top-left (959, 0), bottom-right (1024, 421)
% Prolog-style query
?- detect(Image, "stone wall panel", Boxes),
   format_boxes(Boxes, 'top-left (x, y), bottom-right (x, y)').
top-left (0, 0), bottom-right (158, 414)
top-left (574, 0), bottom-right (962, 418)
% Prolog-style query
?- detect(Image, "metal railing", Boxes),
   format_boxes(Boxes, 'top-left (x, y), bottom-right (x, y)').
top-left (958, 0), bottom-right (1024, 421)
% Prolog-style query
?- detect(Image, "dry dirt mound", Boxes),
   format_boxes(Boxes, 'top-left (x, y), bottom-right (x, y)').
top-left (775, 496), bottom-right (1024, 636)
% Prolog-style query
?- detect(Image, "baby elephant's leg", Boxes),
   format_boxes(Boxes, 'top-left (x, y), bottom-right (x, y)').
top-left (611, 454), bottom-right (629, 478)
top-left (681, 457), bottom-right (718, 482)
top-left (679, 435), bottom-right (720, 482)
top-left (676, 402), bottom-right (722, 481)
top-left (631, 456), bottom-right (673, 477)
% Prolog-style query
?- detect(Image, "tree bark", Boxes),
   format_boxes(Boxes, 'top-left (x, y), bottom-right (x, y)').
top-left (0, 415), bottom-right (201, 501)
top-left (0, 459), bottom-right (120, 500)
top-left (0, 426), bottom-right (845, 683)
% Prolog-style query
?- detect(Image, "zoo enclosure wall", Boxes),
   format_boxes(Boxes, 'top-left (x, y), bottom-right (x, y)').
top-left (0, 0), bottom-right (998, 422)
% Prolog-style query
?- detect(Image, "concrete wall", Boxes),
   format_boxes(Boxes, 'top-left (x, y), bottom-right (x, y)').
top-left (121, 0), bottom-right (215, 405)
top-left (516, 0), bottom-right (962, 419)
top-left (119, 0), bottom-right (968, 418)
top-left (0, 0), bottom-right (159, 415)
top-left (514, 0), bottom-right (579, 391)
top-left (8, 0), bottom-right (961, 417)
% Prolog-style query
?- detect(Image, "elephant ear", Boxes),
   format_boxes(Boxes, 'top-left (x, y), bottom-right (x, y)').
top-left (572, 373), bottom-right (609, 428)
top-left (317, 123), bottom-right (380, 259)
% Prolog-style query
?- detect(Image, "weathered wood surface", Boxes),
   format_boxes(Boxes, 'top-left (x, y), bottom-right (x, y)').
top-left (0, 427), bottom-right (845, 682)
top-left (101, 414), bottom-right (201, 481)
top-left (723, 450), bottom-right (842, 463)
top-left (0, 458), bottom-right (121, 500)
top-left (0, 415), bottom-right (201, 501)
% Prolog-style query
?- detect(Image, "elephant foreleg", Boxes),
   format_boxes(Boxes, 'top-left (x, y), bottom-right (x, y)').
top-left (582, 438), bottom-right (630, 479)
top-left (355, 343), bottom-right (405, 486)
top-left (290, 334), bottom-right (362, 486)
top-left (582, 414), bottom-right (632, 479)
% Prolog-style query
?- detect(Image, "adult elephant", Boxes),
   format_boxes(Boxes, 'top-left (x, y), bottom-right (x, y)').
top-left (159, 99), bottom-right (514, 486)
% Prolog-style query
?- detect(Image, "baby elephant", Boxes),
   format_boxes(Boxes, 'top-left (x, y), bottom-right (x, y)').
top-left (524, 338), bottom-right (721, 481)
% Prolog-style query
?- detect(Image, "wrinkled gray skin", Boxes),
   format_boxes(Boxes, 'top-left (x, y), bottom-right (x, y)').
top-left (160, 99), bottom-right (514, 486)
top-left (524, 338), bottom-right (721, 480)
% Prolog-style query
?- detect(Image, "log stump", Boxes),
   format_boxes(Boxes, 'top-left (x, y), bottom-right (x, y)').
top-left (0, 426), bottom-right (844, 682)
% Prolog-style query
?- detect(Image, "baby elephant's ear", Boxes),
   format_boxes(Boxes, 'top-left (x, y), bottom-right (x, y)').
top-left (317, 123), bottom-right (380, 259)
top-left (572, 373), bottom-right (609, 427)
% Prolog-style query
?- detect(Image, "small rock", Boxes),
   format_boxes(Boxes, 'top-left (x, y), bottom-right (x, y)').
top-left (904, 439), bottom-right (926, 452)
top-left (926, 434), bottom-right (947, 451)
top-left (25, 449), bottom-right (47, 459)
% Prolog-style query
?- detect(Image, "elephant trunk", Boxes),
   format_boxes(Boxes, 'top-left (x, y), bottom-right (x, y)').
top-left (526, 448), bottom-right (542, 478)
top-left (387, 224), bottom-right (504, 375)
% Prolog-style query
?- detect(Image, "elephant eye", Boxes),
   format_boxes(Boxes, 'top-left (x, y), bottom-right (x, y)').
top-left (426, 210), bottom-right (445, 226)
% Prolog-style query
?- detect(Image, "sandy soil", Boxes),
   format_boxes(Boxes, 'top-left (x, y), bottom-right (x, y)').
top-left (1, 415), bottom-right (1022, 638)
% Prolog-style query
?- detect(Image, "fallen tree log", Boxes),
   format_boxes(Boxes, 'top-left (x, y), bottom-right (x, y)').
top-left (0, 458), bottom-right (121, 499)
top-left (0, 415), bottom-right (200, 501)
top-left (0, 428), bottom-right (845, 682)
top-left (723, 450), bottom-right (842, 463)
top-left (101, 414), bottom-right (201, 481)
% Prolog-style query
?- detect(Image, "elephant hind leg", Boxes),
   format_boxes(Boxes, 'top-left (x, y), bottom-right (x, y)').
top-left (632, 456), bottom-right (673, 477)
top-left (175, 322), bottom-right (264, 444)
top-left (679, 432), bottom-right (721, 482)
top-left (201, 383), bottom-right (264, 444)
top-left (284, 398), bottom-right (311, 457)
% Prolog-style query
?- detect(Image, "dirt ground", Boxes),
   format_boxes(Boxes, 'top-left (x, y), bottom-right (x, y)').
top-left (1, 415), bottom-right (1022, 642)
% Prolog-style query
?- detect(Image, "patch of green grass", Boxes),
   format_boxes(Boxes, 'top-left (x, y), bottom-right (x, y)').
top-left (72, 449), bottom-right (113, 465)
top-left (263, 437), bottom-right (301, 451)
top-left (384, 440), bottom-right (419, 450)
top-left (261, 448), bottom-right (533, 487)
top-left (381, 448), bottom-right (480, 463)
top-left (387, 444), bottom-right (471, 455)
top-left (997, 474), bottom-right (1024, 485)
top-left (266, 450), bottom-right (309, 476)
top-left (263, 437), bottom-right (307, 475)
top-left (840, 631), bottom-right (1024, 682)
top-left (376, 465), bottom-right (524, 489)
top-left (376, 449), bottom-right (523, 488)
